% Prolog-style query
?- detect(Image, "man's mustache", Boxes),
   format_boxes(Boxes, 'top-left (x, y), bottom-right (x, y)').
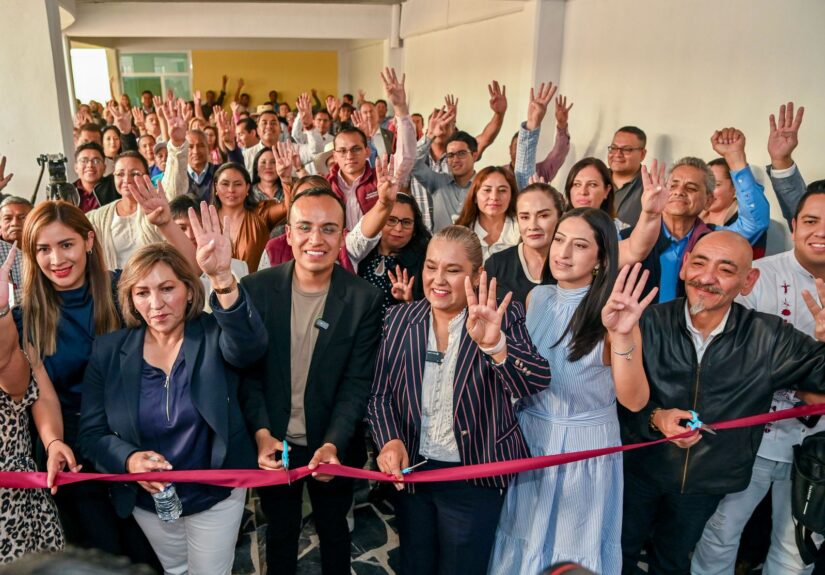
top-left (686, 280), bottom-right (723, 295)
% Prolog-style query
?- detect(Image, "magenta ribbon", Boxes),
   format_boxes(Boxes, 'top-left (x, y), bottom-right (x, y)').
top-left (3, 403), bottom-right (825, 489)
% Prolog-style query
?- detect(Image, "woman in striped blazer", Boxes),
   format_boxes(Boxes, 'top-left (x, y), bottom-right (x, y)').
top-left (367, 225), bottom-right (551, 575)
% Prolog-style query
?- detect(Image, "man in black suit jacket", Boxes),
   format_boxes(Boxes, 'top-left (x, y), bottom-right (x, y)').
top-left (239, 188), bottom-right (383, 575)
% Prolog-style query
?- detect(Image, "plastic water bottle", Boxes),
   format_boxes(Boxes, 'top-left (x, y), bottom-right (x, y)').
top-left (152, 484), bottom-right (182, 522)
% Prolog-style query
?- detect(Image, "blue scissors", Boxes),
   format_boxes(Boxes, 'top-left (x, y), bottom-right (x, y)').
top-left (401, 459), bottom-right (428, 475)
top-left (687, 410), bottom-right (717, 435)
top-left (282, 440), bottom-right (291, 485)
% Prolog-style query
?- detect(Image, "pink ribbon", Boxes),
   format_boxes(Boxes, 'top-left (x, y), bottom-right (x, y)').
top-left (3, 403), bottom-right (825, 489)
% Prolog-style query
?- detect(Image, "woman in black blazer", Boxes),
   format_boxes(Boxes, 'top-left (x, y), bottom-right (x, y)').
top-left (78, 203), bottom-right (267, 575)
top-left (367, 225), bottom-right (552, 575)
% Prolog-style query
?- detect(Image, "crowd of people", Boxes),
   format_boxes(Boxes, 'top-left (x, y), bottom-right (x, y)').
top-left (0, 63), bottom-right (823, 575)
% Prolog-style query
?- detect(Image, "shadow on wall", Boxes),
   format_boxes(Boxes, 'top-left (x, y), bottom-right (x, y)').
top-left (652, 134), bottom-right (673, 166)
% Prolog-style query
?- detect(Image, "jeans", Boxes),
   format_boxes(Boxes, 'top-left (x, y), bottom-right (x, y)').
top-left (691, 456), bottom-right (813, 575)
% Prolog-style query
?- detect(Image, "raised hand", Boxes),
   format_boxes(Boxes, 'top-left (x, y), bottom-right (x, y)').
top-left (464, 270), bottom-right (512, 351)
top-left (178, 98), bottom-right (193, 124)
top-left (229, 100), bottom-right (240, 117)
top-left (527, 173), bottom-right (547, 186)
top-left (601, 263), bottom-right (658, 336)
top-left (222, 74), bottom-right (228, 88)
top-left (325, 95), bottom-right (339, 118)
top-left (357, 88), bottom-right (366, 105)
top-left (74, 108), bottom-right (93, 129)
top-left (375, 154), bottom-right (399, 205)
top-left (525, 82), bottom-right (557, 130)
top-left (166, 88), bottom-right (175, 105)
top-left (488, 80), bottom-right (508, 115)
top-left (555, 94), bottom-right (573, 131)
top-left (0, 155), bottom-right (14, 193)
top-left (194, 90), bottom-right (202, 102)
top-left (710, 127), bottom-right (747, 170)
top-left (350, 110), bottom-right (374, 137)
top-left (107, 101), bottom-right (131, 134)
top-left (237, 78), bottom-right (245, 91)
top-left (802, 278), bottom-right (825, 342)
top-left (214, 107), bottom-right (235, 148)
top-left (130, 175), bottom-right (171, 227)
top-left (131, 107), bottom-right (146, 133)
top-left (640, 159), bottom-right (668, 215)
top-left (388, 265), bottom-right (415, 303)
top-left (272, 141), bottom-right (296, 184)
top-left (426, 107), bottom-right (456, 140)
top-left (444, 94), bottom-right (459, 116)
top-left (380, 67), bottom-right (408, 116)
top-left (189, 201), bottom-right (233, 279)
top-left (163, 100), bottom-right (186, 146)
top-left (768, 101), bottom-right (804, 170)
top-left (0, 243), bottom-right (17, 310)
top-left (296, 92), bottom-right (314, 129)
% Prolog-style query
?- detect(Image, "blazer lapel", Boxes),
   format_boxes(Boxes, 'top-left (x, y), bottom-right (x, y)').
top-left (269, 263), bottom-right (294, 406)
top-left (307, 266), bottom-right (346, 380)
top-left (406, 306), bottom-right (428, 429)
top-left (452, 324), bottom-right (478, 415)
top-left (118, 327), bottom-right (146, 445)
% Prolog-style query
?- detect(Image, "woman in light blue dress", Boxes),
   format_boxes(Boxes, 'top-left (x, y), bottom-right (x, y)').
top-left (490, 207), bottom-right (657, 574)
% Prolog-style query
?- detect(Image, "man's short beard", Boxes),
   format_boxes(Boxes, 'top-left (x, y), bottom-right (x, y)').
top-left (689, 298), bottom-right (706, 315)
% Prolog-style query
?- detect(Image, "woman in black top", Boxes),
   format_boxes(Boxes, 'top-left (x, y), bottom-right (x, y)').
top-left (484, 183), bottom-right (564, 305)
top-left (356, 193), bottom-right (431, 314)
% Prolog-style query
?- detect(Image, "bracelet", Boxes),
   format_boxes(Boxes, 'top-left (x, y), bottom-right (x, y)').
top-left (46, 438), bottom-right (64, 452)
top-left (649, 408), bottom-right (663, 432)
top-left (212, 278), bottom-right (237, 295)
top-left (612, 343), bottom-right (636, 361)
top-left (479, 330), bottom-right (507, 356)
top-left (0, 304), bottom-right (10, 319)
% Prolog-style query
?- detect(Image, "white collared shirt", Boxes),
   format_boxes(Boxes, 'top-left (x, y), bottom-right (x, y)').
top-left (737, 249), bottom-right (825, 463)
top-left (684, 303), bottom-right (730, 364)
top-left (474, 216), bottom-right (521, 262)
top-left (419, 310), bottom-right (466, 462)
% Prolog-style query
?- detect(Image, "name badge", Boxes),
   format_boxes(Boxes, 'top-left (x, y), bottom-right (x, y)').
top-left (426, 350), bottom-right (444, 364)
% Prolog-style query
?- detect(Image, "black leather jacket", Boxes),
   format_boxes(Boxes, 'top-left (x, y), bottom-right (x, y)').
top-left (621, 299), bottom-right (825, 495)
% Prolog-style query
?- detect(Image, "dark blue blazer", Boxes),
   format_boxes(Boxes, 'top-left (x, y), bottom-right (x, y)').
top-left (367, 299), bottom-right (552, 489)
top-left (77, 288), bottom-right (266, 518)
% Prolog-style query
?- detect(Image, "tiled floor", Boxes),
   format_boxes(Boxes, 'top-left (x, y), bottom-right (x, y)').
top-left (232, 481), bottom-right (400, 575)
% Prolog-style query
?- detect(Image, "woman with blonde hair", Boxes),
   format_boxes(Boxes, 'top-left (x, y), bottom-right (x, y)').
top-left (79, 205), bottom-right (266, 574)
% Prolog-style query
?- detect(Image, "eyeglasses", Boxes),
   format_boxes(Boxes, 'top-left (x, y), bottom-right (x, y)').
top-left (607, 145), bottom-right (643, 155)
top-left (386, 216), bottom-right (414, 230)
top-left (445, 150), bottom-right (470, 161)
top-left (78, 158), bottom-right (104, 166)
top-left (113, 170), bottom-right (146, 179)
top-left (335, 146), bottom-right (365, 156)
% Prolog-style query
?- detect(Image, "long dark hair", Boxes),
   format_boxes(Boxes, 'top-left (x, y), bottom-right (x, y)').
top-left (552, 207), bottom-right (619, 361)
top-left (564, 158), bottom-right (616, 219)
top-left (212, 162), bottom-right (257, 211)
top-left (387, 193), bottom-right (430, 254)
top-left (455, 166), bottom-right (518, 227)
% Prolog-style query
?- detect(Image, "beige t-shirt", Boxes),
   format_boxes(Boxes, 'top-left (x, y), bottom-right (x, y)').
top-left (286, 278), bottom-right (329, 446)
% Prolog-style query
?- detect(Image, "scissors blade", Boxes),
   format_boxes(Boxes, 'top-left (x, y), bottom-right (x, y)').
top-left (698, 424), bottom-right (717, 435)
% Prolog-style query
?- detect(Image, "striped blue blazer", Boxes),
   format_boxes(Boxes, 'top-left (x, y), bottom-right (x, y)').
top-left (367, 298), bottom-right (551, 489)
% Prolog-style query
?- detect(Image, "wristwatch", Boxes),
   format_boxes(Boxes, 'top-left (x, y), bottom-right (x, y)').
top-left (213, 278), bottom-right (237, 295)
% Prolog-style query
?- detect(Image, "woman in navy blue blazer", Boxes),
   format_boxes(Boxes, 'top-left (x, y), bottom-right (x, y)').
top-left (78, 203), bottom-right (266, 575)
top-left (367, 225), bottom-right (552, 575)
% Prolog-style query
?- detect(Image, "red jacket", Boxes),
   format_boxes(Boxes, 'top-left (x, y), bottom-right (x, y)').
top-left (327, 163), bottom-right (379, 219)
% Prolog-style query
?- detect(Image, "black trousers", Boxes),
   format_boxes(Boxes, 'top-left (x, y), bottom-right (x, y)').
top-left (621, 468), bottom-right (724, 575)
top-left (393, 460), bottom-right (505, 575)
top-left (258, 444), bottom-right (353, 575)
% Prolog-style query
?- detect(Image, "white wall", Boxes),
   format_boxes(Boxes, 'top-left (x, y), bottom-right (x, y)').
top-left (340, 41), bottom-right (385, 101)
top-left (400, 2), bottom-right (543, 166)
top-left (558, 0), bottom-right (825, 196)
top-left (0, 0), bottom-right (76, 201)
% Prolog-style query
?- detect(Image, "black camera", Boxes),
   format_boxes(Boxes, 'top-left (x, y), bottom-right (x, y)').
top-left (35, 153), bottom-right (80, 205)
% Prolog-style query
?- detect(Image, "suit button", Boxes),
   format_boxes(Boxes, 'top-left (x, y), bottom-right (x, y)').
top-left (461, 430), bottom-right (468, 436)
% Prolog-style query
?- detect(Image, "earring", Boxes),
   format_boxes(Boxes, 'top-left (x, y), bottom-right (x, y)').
top-left (87, 248), bottom-right (93, 255)
top-left (592, 266), bottom-right (600, 277)
top-left (186, 299), bottom-right (193, 311)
